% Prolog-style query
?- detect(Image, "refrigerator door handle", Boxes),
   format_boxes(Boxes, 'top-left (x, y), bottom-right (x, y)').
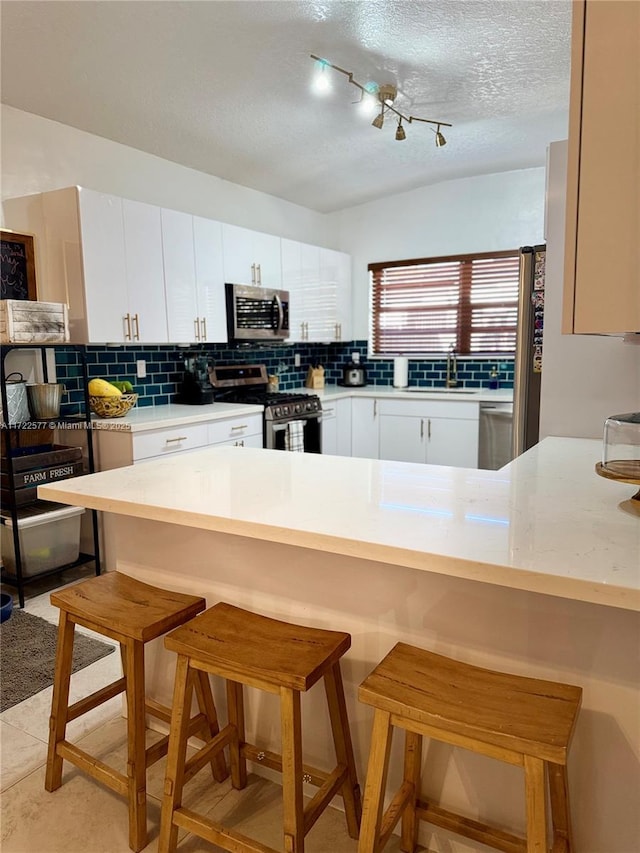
top-left (512, 248), bottom-right (534, 460)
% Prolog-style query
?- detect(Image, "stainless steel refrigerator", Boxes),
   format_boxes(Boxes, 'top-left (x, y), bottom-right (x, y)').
top-left (512, 244), bottom-right (546, 457)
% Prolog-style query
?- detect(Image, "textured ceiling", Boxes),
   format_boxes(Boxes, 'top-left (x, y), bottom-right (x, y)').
top-left (0, 1), bottom-right (572, 213)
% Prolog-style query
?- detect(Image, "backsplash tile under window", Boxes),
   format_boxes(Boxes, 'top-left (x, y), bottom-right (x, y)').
top-left (55, 342), bottom-right (514, 415)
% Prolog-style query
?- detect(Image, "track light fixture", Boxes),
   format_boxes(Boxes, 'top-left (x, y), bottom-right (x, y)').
top-left (310, 55), bottom-right (451, 146)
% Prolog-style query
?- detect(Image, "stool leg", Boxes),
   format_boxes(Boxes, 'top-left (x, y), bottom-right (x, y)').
top-left (45, 612), bottom-right (75, 792)
top-left (192, 669), bottom-right (228, 783)
top-left (226, 679), bottom-right (247, 790)
top-left (524, 755), bottom-right (548, 853)
top-left (159, 654), bottom-right (192, 853)
top-left (281, 686), bottom-right (304, 853)
top-left (123, 638), bottom-right (148, 852)
top-left (324, 662), bottom-right (362, 838)
top-left (400, 731), bottom-right (423, 853)
top-left (548, 762), bottom-right (574, 852)
top-left (358, 709), bottom-right (394, 853)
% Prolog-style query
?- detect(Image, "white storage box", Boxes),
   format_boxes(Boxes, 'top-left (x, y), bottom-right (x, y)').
top-left (1, 506), bottom-right (85, 576)
top-left (0, 299), bottom-right (70, 343)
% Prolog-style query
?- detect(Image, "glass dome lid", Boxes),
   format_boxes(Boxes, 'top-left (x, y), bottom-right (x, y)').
top-left (596, 412), bottom-right (640, 500)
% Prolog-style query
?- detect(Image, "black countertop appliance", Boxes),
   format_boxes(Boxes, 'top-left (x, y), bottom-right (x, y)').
top-left (339, 352), bottom-right (367, 387)
top-left (176, 353), bottom-right (215, 404)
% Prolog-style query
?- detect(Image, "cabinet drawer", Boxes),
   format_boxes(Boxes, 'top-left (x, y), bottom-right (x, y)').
top-left (132, 423), bottom-right (208, 461)
top-left (377, 398), bottom-right (479, 420)
top-left (208, 414), bottom-right (263, 445)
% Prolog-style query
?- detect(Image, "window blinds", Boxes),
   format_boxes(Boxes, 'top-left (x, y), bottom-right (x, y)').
top-left (369, 251), bottom-right (520, 356)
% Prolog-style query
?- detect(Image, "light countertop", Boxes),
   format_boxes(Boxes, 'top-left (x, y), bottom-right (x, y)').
top-left (90, 402), bottom-right (264, 432)
top-left (39, 437), bottom-right (639, 610)
top-left (308, 384), bottom-right (514, 403)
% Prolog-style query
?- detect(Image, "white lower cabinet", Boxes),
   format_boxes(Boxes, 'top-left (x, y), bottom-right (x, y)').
top-left (350, 396), bottom-right (479, 468)
top-left (321, 398), bottom-right (352, 457)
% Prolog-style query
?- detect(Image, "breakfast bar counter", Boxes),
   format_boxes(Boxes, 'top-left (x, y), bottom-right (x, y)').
top-left (39, 438), bottom-right (640, 851)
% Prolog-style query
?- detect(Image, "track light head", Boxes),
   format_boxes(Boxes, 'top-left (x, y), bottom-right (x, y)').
top-left (395, 120), bottom-right (406, 141)
top-left (372, 110), bottom-right (385, 130)
top-left (435, 125), bottom-right (447, 147)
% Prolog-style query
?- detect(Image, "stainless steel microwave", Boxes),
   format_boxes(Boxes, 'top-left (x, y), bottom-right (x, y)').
top-left (225, 283), bottom-right (290, 344)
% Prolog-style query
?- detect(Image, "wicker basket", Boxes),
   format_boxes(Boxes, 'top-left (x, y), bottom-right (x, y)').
top-left (89, 393), bottom-right (138, 418)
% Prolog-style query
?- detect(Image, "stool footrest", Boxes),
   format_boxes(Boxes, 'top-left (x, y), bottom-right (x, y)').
top-left (416, 798), bottom-right (527, 853)
top-left (303, 764), bottom-right (348, 835)
top-left (56, 741), bottom-right (128, 797)
top-left (184, 723), bottom-right (235, 785)
top-left (243, 742), bottom-right (327, 789)
top-left (173, 806), bottom-right (277, 853)
top-left (66, 677), bottom-right (126, 723)
top-left (378, 780), bottom-right (413, 851)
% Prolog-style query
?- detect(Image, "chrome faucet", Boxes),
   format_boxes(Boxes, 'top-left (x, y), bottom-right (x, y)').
top-left (446, 345), bottom-right (459, 388)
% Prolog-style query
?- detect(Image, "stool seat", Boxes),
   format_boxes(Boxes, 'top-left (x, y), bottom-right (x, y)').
top-left (359, 642), bottom-right (581, 765)
top-left (357, 642), bottom-right (582, 853)
top-left (46, 574), bottom-right (227, 852)
top-left (165, 601), bottom-right (351, 691)
top-left (50, 572), bottom-right (205, 642)
top-left (159, 603), bottom-right (361, 853)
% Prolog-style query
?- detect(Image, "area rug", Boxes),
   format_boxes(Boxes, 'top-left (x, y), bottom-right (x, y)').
top-left (0, 609), bottom-right (116, 712)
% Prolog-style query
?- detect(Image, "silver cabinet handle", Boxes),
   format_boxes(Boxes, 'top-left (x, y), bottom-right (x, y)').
top-left (194, 318), bottom-right (200, 341)
top-left (251, 263), bottom-right (256, 285)
top-left (428, 418), bottom-right (432, 440)
top-left (231, 424), bottom-right (248, 431)
top-left (201, 317), bottom-right (207, 340)
top-left (132, 313), bottom-right (140, 341)
top-left (305, 321), bottom-right (309, 340)
top-left (234, 439), bottom-right (245, 447)
top-left (165, 436), bottom-right (187, 444)
top-left (300, 322), bottom-right (305, 339)
top-left (420, 419), bottom-right (424, 439)
top-left (373, 400), bottom-right (377, 418)
top-left (124, 313), bottom-right (132, 341)
top-left (257, 263), bottom-right (262, 285)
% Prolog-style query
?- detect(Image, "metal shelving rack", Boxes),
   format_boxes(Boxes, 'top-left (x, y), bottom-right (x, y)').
top-left (0, 344), bottom-right (101, 607)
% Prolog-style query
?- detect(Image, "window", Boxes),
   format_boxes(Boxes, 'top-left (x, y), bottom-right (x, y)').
top-left (369, 250), bottom-right (520, 356)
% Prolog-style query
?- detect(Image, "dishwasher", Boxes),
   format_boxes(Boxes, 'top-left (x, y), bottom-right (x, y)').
top-left (479, 402), bottom-right (514, 470)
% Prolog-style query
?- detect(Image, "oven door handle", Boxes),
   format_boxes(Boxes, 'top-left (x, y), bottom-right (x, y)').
top-left (273, 293), bottom-right (284, 334)
top-left (271, 420), bottom-right (310, 432)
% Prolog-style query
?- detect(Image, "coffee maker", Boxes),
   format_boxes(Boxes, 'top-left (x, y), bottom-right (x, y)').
top-left (176, 353), bottom-right (215, 405)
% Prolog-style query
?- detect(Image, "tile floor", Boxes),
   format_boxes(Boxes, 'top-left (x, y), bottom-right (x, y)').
top-left (0, 576), bottom-right (414, 853)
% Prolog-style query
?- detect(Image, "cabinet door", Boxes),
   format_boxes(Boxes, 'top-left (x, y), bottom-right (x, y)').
top-left (321, 409), bottom-right (337, 456)
top-left (335, 397), bottom-right (352, 457)
top-left (350, 398), bottom-right (379, 459)
top-left (335, 251), bottom-right (352, 341)
top-left (379, 415), bottom-right (425, 463)
top-left (301, 243), bottom-right (326, 340)
top-left (162, 208), bottom-right (198, 343)
top-left (427, 417), bottom-right (479, 468)
top-left (123, 200), bottom-right (168, 343)
top-left (253, 231), bottom-right (282, 288)
top-left (222, 223), bottom-right (258, 285)
top-left (563, 0), bottom-right (640, 334)
top-left (77, 189), bottom-right (128, 342)
top-left (281, 239), bottom-right (306, 342)
top-left (193, 216), bottom-right (226, 343)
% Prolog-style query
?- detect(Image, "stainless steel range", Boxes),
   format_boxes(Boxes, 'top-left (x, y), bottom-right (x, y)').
top-left (209, 364), bottom-right (322, 453)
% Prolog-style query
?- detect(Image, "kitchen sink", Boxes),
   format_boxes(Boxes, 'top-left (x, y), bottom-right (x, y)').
top-left (404, 387), bottom-right (477, 395)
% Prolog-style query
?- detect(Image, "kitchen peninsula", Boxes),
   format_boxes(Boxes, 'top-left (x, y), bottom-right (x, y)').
top-left (39, 438), bottom-right (639, 852)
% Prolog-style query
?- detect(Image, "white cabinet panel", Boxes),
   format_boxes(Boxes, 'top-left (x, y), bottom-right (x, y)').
top-left (281, 239), bottom-right (304, 342)
top-left (77, 189), bottom-right (128, 343)
top-left (162, 208), bottom-right (197, 343)
top-left (335, 398), bottom-right (352, 457)
top-left (193, 216), bottom-right (226, 343)
top-left (427, 418), bottom-right (479, 468)
top-left (351, 398), bottom-right (379, 460)
top-left (132, 423), bottom-right (209, 462)
top-left (379, 415), bottom-right (425, 464)
top-left (208, 413), bottom-right (263, 445)
top-left (222, 224), bottom-right (281, 288)
top-left (123, 199), bottom-right (167, 343)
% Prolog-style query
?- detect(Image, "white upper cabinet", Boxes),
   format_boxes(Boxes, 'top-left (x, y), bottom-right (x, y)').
top-left (193, 216), bottom-right (226, 343)
top-left (76, 189), bottom-right (129, 342)
top-left (123, 199), bottom-right (168, 343)
top-left (280, 240), bottom-right (352, 343)
top-left (563, 0), bottom-right (640, 334)
top-left (222, 223), bottom-right (282, 289)
top-left (162, 208), bottom-right (197, 343)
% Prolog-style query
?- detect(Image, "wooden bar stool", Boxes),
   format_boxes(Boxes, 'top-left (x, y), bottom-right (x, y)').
top-left (45, 573), bottom-right (228, 852)
top-left (159, 602), bottom-right (362, 853)
top-left (357, 642), bottom-right (582, 853)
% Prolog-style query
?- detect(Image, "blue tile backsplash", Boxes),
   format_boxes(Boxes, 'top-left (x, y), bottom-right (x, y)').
top-left (55, 342), bottom-right (514, 416)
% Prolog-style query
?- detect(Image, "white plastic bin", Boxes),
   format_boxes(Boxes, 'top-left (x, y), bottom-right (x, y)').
top-left (1, 506), bottom-right (85, 577)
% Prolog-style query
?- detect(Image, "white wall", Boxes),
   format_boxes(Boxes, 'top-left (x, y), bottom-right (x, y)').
top-left (0, 105), bottom-right (337, 247)
top-left (332, 168), bottom-right (546, 340)
top-left (540, 141), bottom-right (640, 439)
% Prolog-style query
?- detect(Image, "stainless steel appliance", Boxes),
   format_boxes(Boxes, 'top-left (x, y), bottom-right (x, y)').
top-left (479, 402), bottom-right (514, 470)
top-left (512, 244), bottom-right (546, 457)
top-left (225, 283), bottom-right (290, 345)
top-left (339, 353), bottom-right (367, 387)
top-left (176, 353), bottom-right (215, 405)
top-left (210, 363), bottom-right (322, 453)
